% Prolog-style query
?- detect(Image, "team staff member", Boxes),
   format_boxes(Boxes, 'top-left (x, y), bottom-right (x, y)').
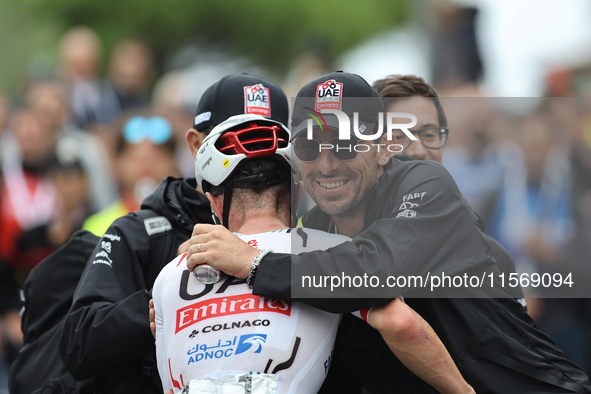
top-left (59, 74), bottom-right (290, 394)
top-left (153, 114), bottom-right (475, 394)
top-left (373, 74), bottom-right (525, 303)
top-left (185, 72), bottom-right (591, 393)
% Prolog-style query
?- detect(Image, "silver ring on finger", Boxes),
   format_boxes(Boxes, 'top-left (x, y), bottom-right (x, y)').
top-left (197, 243), bottom-right (201, 252)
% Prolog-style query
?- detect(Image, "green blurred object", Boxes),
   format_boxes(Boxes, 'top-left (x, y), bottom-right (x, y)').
top-left (0, 0), bottom-right (63, 94)
top-left (0, 0), bottom-right (408, 93)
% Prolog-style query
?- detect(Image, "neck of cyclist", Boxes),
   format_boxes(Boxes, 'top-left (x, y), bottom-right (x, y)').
top-left (225, 206), bottom-right (290, 235)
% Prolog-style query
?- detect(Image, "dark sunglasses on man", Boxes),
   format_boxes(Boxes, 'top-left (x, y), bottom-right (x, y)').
top-left (293, 135), bottom-right (359, 162)
top-left (293, 126), bottom-right (449, 162)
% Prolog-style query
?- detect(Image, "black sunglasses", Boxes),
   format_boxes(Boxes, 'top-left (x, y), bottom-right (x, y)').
top-left (294, 136), bottom-right (360, 162)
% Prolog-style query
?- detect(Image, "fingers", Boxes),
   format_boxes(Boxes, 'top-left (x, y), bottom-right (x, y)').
top-left (149, 299), bottom-right (156, 340)
top-left (185, 226), bottom-right (230, 271)
top-left (177, 239), bottom-right (191, 255)
top-left (191, 223), bottom-right (221, 237)
top-left (186, 241), bottom-right (215, 272)
top-left (149, 299), bottom-right (154, 325)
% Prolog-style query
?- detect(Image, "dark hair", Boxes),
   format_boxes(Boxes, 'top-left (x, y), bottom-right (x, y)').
top-left (209, 157), bottom-right (290, 197)
top-left (210, 157), bottom-right (291, 219)
top-left (372, 75), bottom-right (447, 127)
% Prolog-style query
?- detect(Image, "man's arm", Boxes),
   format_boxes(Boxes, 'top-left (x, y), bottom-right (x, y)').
top-left (185, 162), bottom-right (496, 313)
top-left (368, 299), bottom-right (475, 394)
top-left (59, 215), bottom-right (155, 380)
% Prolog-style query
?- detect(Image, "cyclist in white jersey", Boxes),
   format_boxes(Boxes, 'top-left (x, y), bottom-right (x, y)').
top-left (153, 114), bottom-right (473, 394)
top-left (153, 114), bottom-right (347, 393)
top-left (155, 228), bottom-right (349, 393)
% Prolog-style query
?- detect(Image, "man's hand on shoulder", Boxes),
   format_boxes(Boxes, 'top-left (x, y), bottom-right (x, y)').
top-left (185, 224), bottom-right (259, 279)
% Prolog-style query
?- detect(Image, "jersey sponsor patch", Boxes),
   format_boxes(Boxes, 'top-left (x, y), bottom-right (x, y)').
top-left (186, 334), bottom-right (267, 365)
top-left (176, 294), bottom-right (291, 333)
top-left (190, 319), bottom-right (271, 337)
top-left (244, 84), bottom-right (270, 117)
top-left (315, 79), bottom-right (343, 110)
top-left (144, 216), bottom-right (172, 235)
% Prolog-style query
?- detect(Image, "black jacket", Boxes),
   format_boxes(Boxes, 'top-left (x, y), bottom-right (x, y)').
top-left (59, 177), bottom-right (212, 394)
top-left (254, 156), bottom-right (591, 393)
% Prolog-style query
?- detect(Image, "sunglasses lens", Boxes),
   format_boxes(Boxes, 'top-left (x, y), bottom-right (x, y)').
top-left (332, 139), bottom-right (357, 161)
top-left (294, 138), bottom-right (320, 162)
top-left (123, 117), bottom-right (145, 143)
top-left (148, 117), bottom-right (173, 144)
top-left (123, 116), bottom-right (172, 145)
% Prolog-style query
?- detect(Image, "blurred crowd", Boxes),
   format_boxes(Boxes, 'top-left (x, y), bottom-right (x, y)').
top-left (2, 2), bottom-right (591, 390)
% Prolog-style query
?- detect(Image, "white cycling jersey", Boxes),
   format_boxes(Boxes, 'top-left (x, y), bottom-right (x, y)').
top-left (153, 228), bottom-right (350, 394)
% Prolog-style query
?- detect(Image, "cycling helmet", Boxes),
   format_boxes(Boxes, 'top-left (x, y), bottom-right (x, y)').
top-left (194, 113), bottom-right (296, 227)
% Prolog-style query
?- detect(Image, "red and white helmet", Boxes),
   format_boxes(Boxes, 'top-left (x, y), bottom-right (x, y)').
top-left (195, 114), bottom-right (296, 193)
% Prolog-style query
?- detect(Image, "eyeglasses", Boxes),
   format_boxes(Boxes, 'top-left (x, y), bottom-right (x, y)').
top-left (394, 126), bottom-right (448, 150)
top-left (123, 116), bottom-right (173, 144)
top-left (293, 136), bottom-right (359, 162)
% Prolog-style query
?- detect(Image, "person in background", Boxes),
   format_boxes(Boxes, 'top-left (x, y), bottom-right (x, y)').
top-left (58, 26), bottom-right (111, 129)
top-left (372, 74), bottom-right (525, 303)
top-left (18, 137), bottom-right (92, 251)
top-left (0, 108), bottom-right (57, 393)
top-left (83, 114), bottom-right (180, 236)
top-left (25, 79), bottom-right (118, 212)
top-left (0, 109), bottom-right (58, 277)
top-left (105, 38), bottom-right (154, 114)
top-left (489, 111), bottom-right (587, 372)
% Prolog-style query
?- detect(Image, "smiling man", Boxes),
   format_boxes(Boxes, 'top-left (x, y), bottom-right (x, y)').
top-left (185, 71), bottom-right (591, 393)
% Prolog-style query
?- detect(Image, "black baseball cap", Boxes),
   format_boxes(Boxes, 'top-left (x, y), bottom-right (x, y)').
top-left (291, 71), bottom-right (384, 138)
top-left (193, 74), bottom-right (289, 131)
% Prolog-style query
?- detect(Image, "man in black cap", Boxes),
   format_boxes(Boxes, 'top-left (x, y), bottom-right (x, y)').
top-left (59, 74), bottom-right (289, 394)
top-left (185, 71), bottom-right (591, 393)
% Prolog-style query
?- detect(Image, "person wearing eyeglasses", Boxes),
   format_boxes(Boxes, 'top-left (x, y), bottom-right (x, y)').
top-left (373, 74), bottom-right (525, 303)
top-left (82, 114), bottom-right (180, 236)
top-left (184, 71), bottom-right (591, 393)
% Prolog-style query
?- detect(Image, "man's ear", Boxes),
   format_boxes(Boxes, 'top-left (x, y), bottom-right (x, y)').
top-left (377, 134), bottom-right (395, 167)
top-left (205, 192), bottom-right (223, 223)
top-left (186, 128), bottom-right (205, 159)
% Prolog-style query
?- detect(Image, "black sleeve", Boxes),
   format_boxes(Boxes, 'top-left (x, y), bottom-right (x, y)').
top-left (484, 234), bottom-right (525, 300)
top-left (254, 162), bottom-right (496, 313)
top-left (59, 214), bottom-right (155, 380)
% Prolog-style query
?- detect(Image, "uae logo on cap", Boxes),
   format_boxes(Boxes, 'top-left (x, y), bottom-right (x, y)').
top-left (315, 79), bottom-right (343, 110)
top-left (244, 84), bottom-right (271, 117)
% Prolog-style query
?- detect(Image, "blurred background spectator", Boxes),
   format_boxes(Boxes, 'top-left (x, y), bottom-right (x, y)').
top-left (24, 79), bottom-right (118, 211)
top-left (2, 0), bottom-right (591, 391)
top-left (83, 114), bottom-right (180, 236)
